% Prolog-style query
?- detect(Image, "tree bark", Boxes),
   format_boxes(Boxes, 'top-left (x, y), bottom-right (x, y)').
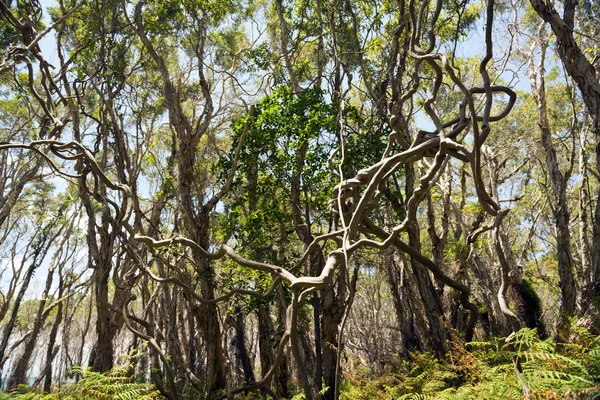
top-left (89, 242), bottom-right (115, 372)
top-left (384, 252), bottom-right (422, 356)
top-left (7, 235), bottom-right (67, 388)
top-left (231, 305), bottom-right (255, 385)
top-left (406, 166), bottom-right (447, 357)
top-left (529, 0), bottom-right (600, 314)
top-left (0, 228), bottom-right (55, 381)
top-left (41, 299), bottom-right (63, 392)
top-left (527, 35), bottom-right (576, 335)
top-left (579, 127), bottom-right (593, 310)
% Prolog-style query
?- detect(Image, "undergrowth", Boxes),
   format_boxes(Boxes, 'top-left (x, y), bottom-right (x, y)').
top-left (2, 328), bottom-right (599, 399)
top-left (0, 366), bottom-right (162, 400)
top-left (341, 328), bottom-right (600, 400)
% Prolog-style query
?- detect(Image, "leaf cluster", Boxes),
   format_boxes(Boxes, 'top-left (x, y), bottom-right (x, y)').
top-left (0, 366), bottom-right (162, 400)
top-left (340, 328), bottom-right (600, 399)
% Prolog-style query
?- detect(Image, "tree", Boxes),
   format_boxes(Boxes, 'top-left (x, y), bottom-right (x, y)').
top-left (529, 0), bottom-right (600, 324)
top-left (0, 0), bottom-right (597, 398)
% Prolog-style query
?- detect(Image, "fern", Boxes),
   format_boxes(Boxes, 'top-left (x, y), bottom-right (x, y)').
top-left (397, 394), bottom-right (429, 400)
top-left (341, 328), bottom-right (600, 400)
top-left (60, 366), bottom-right (162, 400)
top-left (0, 366), bottom-right (163, 400)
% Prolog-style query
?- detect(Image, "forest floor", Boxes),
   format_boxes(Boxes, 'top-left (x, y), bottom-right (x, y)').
top-left (0, 329), bottom-right (599, 400)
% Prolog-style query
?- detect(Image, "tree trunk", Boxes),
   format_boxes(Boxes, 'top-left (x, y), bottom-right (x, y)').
top-left (579, 127), bottom-right (593, 311)
top-left (42, 300), bottom-right (63, 392)
top-left (274, 290), bottom-right (292, 399)
top-left (231, 305), bottom-right (255, 385)
top-left (313, 293), bottom-right (324, 395)
top-left (406, 166), bottom-right (447, 357)
top-left (7, 238), bottom-right (65, 388)
top-left (89, 261), bottom-right (114, 372)
top-left (256, 303), bottom-right (277, 388)
top-left (194, 251), bottom-right (227, 398)
top-left (529, 0), bottom-right (600, 317)
top-left (527, 38), bottom-right (576, 335)
top-left (0, 230), bottom-right (53, 380)
top-left (469, 248), bottom-right (510, 336)
top-left (321, 274), bottom-right (345, 400)
top-left (384, 252), bottom-right (422, 356)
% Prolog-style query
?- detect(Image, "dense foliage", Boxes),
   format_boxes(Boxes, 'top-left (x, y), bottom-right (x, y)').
top-left (0, 0), bottom-right (600, 399)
